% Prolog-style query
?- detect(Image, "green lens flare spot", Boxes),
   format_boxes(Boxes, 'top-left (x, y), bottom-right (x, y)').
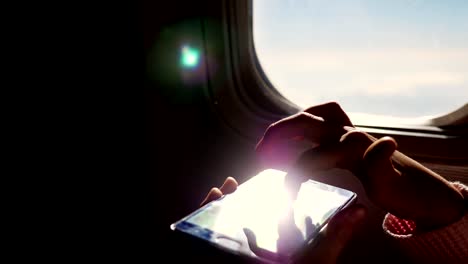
top-left (181, 45), bottom-right (200, 68)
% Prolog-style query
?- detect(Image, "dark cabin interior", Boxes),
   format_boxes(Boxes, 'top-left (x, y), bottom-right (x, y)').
top-left (22, 0), bottom-right (467, 262)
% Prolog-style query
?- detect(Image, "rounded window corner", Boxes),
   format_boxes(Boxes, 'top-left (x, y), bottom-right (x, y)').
top-left (204, 0), bottom-right (467, 144)
top-left (428, 103), bottom-right (468, 128)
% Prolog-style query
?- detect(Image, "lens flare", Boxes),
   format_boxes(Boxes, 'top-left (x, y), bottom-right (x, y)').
top-left (180, 45), bottom-right (200, 68)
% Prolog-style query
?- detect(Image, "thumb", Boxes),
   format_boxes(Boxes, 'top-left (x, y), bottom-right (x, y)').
top-left (243, 228), bottom-right (278, 261)
top-left (364, 137), bottom-right (397, 165)
top-left (362, 137), bottom-right (398, 184)
top-left (300, 204), bottom-right (367, 264)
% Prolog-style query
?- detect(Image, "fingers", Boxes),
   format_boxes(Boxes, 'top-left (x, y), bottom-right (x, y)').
top-left (285, 131), bottom-right (373, 185)
top-left (362, 137), bottom-right (399, 184)
top-left (283, 144), bottom-right (344, 199)
top-left (277, 210), bottom-right (305, 255)
top-left (200, 177), bottom-right (239, 207)
top-left (200, 187), bottom-right (223, 207)
top-left (293, 144), bottom-right (344, 172)
top-left (305, 216), bottom-right (316, 238)
top-left (219, 176), bottom-right (238, 195)
top-left (337, 131), bottom-right (375, 173)
top-left (256, 112), bottom-right (348, 166)
top-left (282, 131), bottom-right (372, 199)
top-left (256, 102), bottom-right (354, 169)
top-left (256, 102), bottom-right (353, 169)
top-left (300, 204), bottom-right (367, 264)
top-left (304, 102), bottom-right (353, 127)
top-left (277, 208), bottom-right (300, 239)
top-left (243, 228), bottom-right (278, 261)
top-left (364, 137), bottom-right (397, 164)
top-left (243, 228), bottom-right (258, 251)
top-left (256, 112), bottom-right (320, 152)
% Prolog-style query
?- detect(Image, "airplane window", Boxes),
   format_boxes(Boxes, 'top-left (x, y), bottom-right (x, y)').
top-left (253, 0), bottom-right (468, 121)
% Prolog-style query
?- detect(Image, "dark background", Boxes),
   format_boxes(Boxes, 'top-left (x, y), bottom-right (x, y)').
top-left (14, 1), bottom-right (412, 262)
top-left (50, 1), bottom-right (261, 261)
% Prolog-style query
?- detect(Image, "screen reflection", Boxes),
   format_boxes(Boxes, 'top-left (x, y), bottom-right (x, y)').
top-left (186, 169), bottom-right (354, 258)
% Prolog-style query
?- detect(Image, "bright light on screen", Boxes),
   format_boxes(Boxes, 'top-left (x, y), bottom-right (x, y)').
top-left (186, 169), bottom-right (353, 256)
top-left (254, 0), bottom-right (468, 120)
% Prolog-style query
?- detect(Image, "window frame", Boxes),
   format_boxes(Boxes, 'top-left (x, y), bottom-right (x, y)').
top-left (202, 0), bottom-right (468, 164)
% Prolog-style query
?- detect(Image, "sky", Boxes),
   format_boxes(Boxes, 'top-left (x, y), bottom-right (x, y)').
top-left (253, 0), bottom-right (468, 119)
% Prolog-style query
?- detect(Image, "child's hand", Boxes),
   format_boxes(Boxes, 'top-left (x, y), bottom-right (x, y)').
top-left (286, 130), bottom-right (465, 231)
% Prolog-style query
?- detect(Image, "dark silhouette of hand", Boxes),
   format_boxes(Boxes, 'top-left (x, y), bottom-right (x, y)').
top-left (256, 102), bottom-right (465, 231)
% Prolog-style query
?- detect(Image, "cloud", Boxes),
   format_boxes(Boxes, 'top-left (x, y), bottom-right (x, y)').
top-left (255, 48), bottom-right (468, 117)
top-left (257, 48), bottom-right (468, 96)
